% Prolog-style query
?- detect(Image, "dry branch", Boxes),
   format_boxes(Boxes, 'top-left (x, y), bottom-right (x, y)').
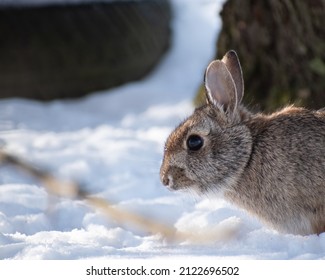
top-left (0, 149), bottom-right (237, 244)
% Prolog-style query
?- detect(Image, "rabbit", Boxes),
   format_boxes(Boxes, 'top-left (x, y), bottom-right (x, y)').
top-left (160, 50), bottom-right (325, 236)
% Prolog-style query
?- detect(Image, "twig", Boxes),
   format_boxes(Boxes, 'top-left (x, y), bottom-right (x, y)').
top-left (0, 149), bottom-right (237, 244)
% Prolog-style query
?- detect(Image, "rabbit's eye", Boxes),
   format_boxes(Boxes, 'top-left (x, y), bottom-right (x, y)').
top-left (187, 135), bottom-right (204, 151)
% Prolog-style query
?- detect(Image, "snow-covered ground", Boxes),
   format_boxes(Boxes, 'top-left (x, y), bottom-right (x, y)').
top-left (1, 0), bottom-right (325, 260)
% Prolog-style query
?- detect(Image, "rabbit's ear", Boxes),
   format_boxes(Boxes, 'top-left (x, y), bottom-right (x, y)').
top-left (221, 50), bottom-right (244, 104)
top-left (204, 59), bottom-right (238, 114)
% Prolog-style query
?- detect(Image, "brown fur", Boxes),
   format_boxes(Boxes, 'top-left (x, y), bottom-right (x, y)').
top-left (160, 51), bottom-right (325, 235)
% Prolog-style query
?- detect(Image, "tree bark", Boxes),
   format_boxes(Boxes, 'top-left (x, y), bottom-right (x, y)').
top-left (216, 0), bottom-right (325, 111)
top-left (196, 0), bottom-right (325, 111)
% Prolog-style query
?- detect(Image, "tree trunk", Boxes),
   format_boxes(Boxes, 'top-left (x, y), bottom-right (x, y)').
top-left (196, 0), bottom-right (325, 112)
top-left (217, 0), bottom-right (325, 111)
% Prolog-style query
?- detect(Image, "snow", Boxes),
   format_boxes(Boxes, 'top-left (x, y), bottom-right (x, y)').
top-left (0, 0), bottom-right (325, 260)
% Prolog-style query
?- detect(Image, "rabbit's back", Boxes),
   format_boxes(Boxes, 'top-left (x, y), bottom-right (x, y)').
top-left (226, 107), bottom-right (325, 235)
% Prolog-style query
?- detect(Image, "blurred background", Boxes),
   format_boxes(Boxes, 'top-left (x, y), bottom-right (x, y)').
top-left (0, 0), bottom-right (172, 100)
top-left (1, 0), bottom-right (324, 110)
top-left (1, 0), bottom-right (325, 260)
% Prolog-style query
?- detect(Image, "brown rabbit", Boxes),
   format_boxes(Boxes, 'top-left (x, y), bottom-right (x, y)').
top-left (160, 50), bottom-right (325, 235)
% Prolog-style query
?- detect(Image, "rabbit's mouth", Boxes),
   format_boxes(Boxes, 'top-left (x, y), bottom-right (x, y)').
top-left (166, 180), bottom-right (200, 193)
top-left (161, 168), bottom-right (206, 194)
top-left (162, 173), bottom-right (188, 191)
top-left (160, 166), bottom-right (197, 191)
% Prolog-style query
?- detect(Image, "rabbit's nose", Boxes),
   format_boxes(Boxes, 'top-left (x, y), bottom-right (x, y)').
top-left (161, 173), bottom-right (170, 186)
